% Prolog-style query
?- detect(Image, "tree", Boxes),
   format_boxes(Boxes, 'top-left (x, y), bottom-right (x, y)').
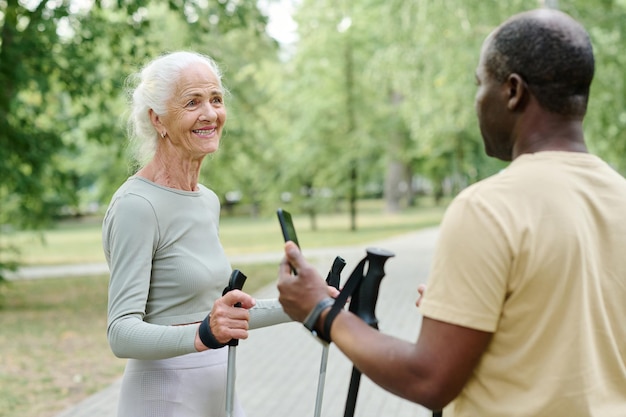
top-left (2, 0), bottom-right (625, 282)
top-left (1, 0), bottom-right (78, 280)
top-left (572, 1), bottom-right (626, 171)
top-left (0, 0), bottom-right (278, 281)
top-left (263, 0), bottom-right (397, 230)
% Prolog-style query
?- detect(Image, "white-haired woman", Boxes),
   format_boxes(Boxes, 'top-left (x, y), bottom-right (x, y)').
top-left (102, 51), bottom-right (290, 417)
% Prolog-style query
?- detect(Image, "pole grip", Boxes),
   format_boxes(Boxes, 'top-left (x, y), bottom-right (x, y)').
top-left (223, 269), bottom-right (248, 346)
top-left (349, 247), bottom-right (394, 328)
top-left (343, 248), bottom-right (394, 417)
top-left (326, 256), bottom-right (346, 290)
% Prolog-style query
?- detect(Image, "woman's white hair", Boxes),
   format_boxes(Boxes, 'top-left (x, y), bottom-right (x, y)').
top-left (125, 51), bottom-right (224, 166)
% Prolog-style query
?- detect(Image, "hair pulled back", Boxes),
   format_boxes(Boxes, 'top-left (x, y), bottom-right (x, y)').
top-left (125, 51), bottom-right (224, 165)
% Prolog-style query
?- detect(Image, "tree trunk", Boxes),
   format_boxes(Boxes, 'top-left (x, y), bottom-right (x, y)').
top-left (384, 160), bottom-right (405, 213)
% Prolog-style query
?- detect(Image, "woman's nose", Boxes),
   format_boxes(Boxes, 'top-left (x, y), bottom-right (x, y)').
top-left (199, 102), bottom-right (217, 122)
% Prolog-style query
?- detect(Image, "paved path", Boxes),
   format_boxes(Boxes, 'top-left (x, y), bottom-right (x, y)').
top-left (54, 227), bottom-right (440, 417)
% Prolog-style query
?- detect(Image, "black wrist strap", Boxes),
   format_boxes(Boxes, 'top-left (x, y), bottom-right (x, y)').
top-left (319, 258), bottom-right (367, 343)
top-left (198, 315), bottom-right (227, 349)
top-left (320, 306), bottom-right (341, 343)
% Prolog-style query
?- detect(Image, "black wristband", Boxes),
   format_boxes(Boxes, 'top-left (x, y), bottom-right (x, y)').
top-left (198, 316), bottom-right (227, 349)
top-left (320, 304), bottom-right (343, 343)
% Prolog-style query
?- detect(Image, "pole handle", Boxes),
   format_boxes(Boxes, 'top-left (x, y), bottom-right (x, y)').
top-left (223, 269), bottom-right (248, 346)
top-left (342, 248), bottom-right (394, 417)
top-left (349, 247), bottom-right (394, 327)
top-left (223, 269), bottom-right (247, 295)
top-left (326, 256), bottom-right (346, 289)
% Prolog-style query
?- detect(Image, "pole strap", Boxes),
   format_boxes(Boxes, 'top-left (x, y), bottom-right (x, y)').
top-left (319, 258), bottom-right (367, 343)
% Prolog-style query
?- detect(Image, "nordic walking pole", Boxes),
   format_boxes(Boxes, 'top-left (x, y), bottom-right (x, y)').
top-left (314, 256), bottom-right (346, 417)
top-left (223, 269), bottom-right (248, 417)
top-left (343, 247), bottom-right (395, 417)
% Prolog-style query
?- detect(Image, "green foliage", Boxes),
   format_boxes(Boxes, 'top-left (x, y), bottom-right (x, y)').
top-left (2, 0), bottom-right (626, 281)
top-left (0, 1), bottom-right (73, 230)
top-left (575, 1), bottom-right (626, 170)
top-left (0, 0), bottom-right (274, 280)
top-left (1, 0), bottom-right (75, 281)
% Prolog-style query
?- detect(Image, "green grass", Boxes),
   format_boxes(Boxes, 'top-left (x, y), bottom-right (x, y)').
top-left (3, 199), bottom-right (446, 266)
top-left (0, 199), bottom-right (447, 417)
top-left (0, 275), bottom-right (120, 417)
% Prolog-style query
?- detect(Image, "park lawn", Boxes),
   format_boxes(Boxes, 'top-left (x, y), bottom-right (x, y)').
top-left (0, 274), bottom-right (121, 417)
top-left (3, 199), bottom-right (447, 266)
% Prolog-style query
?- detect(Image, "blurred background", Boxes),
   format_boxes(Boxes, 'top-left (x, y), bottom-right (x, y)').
top-left (1, 1), bottom-right (625, 416)
top-left (1, 0), bottom-right (626, 270)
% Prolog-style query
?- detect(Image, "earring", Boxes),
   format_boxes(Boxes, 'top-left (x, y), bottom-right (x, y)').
top-left (161, 132), bottom-right (166, 138)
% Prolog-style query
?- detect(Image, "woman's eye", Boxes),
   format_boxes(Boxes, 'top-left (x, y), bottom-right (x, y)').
top-left (186, 99), bottom-right (197, 107)
top-left (211, 96), bottom-right (223, 104)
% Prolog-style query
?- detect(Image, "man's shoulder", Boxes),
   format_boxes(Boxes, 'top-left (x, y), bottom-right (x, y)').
top-left (455, 170), bottom-right (511, 199)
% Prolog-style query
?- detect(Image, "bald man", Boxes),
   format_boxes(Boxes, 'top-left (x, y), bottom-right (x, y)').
top-left (277, 8), bottom-right (626, 417)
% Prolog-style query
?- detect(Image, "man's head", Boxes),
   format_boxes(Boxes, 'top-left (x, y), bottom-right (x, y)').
top-left (475, 9), bottom-right (595, 160)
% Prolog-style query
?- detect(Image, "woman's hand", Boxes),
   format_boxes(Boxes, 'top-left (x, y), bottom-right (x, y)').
top-left (195, 290), bottom-right (256, 351)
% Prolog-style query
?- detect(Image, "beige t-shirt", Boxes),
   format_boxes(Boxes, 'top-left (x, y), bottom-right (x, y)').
top-left (420, 152), bottom-right (626, 417)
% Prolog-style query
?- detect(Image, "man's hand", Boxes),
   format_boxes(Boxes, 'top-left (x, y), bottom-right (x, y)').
top-left (415, 284), bottom-right (427, 308)
top-left (277, 241), bottom-right (335, 322)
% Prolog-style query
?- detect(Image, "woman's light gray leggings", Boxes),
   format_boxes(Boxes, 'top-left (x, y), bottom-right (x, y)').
top-left (117, 347), bottom-right (246, 417)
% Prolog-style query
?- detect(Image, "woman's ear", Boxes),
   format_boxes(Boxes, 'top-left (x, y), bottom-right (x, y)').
top-left (506, 73), bottom-right (527, 111)
top-left (149, 109), bottom-right (164, 132)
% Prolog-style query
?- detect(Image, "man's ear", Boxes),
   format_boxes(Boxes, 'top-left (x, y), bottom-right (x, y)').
top-left (506, 73), bottom-right (527, 111)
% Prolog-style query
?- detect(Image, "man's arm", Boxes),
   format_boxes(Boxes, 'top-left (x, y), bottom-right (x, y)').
top-left (324, 309), bottom-right (491, 410)
top-left (277, 241), bottom-right (492, 411)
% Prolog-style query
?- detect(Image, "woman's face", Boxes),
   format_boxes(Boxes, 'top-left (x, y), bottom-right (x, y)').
top-left (160, 63), bottom-right (227, 158)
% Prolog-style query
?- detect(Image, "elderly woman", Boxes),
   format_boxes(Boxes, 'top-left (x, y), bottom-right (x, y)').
top-left (102, 51), bottom-right (289, 417)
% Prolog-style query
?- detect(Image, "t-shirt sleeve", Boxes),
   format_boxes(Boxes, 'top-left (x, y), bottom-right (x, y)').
top-left (103, 193), bottom-right (198, 359)
top-left (419, 194), bottom-right (510, 332)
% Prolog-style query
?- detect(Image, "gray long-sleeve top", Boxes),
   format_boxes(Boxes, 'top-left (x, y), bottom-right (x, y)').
top-left (102, 177), bottom-right (290, 360)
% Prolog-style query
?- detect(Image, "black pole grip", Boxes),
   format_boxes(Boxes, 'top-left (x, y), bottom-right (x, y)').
top-left (344, 248), bottom-right (394, 417)
top-left (349, 247), bottom-right (395, 328)
top-left (222, 269), bottom-right (248, 346)
top-left (326, 256), bottom-right (346, 290)
top-left (223, 269), bottom-right (247, 296)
